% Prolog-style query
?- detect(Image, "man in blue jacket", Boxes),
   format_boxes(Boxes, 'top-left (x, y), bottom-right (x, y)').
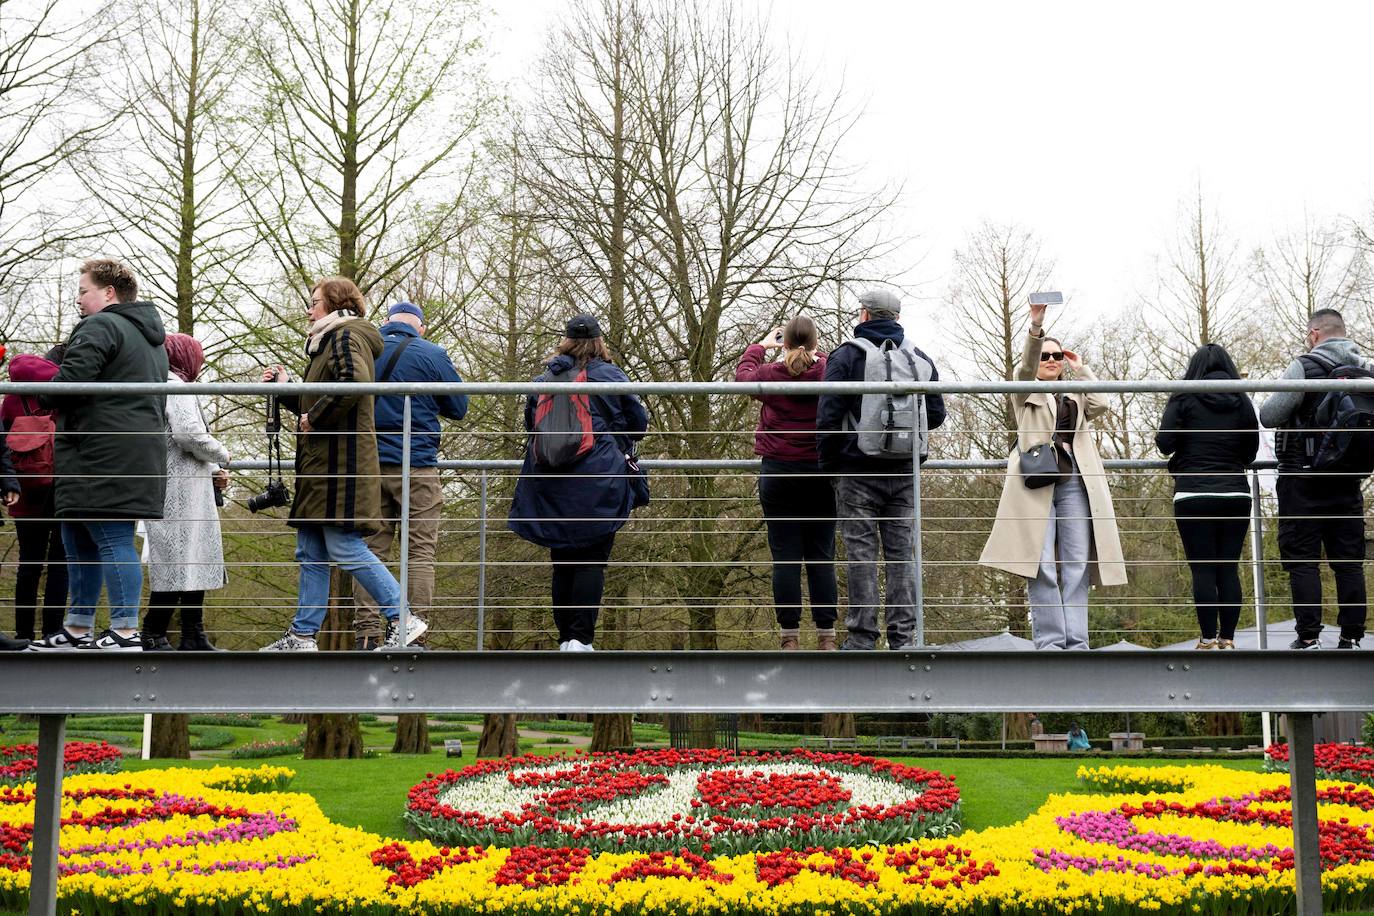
top-left (354, 302), bottom-right (468, 648)
top-left (816, 290), bottom-right (945, 651)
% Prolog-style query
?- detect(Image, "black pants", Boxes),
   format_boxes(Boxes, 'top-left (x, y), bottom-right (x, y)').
top-left (12, 517), bottom-right (67, 640)
top-left (146, 590), bottom-right (207, 636)
top-left (550, 535), bottom-right (615, 645)
top-left (758, 459), bottom-right (838, 629)
top-left (1277, 477), bottom-right (1367, 641)
top-left (1173, 496), bottom-right (1251, 640)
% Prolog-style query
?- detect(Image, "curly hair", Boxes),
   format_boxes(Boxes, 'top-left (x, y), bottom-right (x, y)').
top-left (80, 259), bottom-right (139, 303)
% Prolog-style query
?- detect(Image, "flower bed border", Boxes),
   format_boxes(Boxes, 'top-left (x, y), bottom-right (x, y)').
top-left (404, 748), bottom-right (961, 854)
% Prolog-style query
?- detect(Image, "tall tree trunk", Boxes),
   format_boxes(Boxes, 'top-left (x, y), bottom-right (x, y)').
top-left (821, 713), bottom-right (855, 740)
top-left (174, 0), bottom-right (202, 335)
top-left (392, 714), bottom-right (430, 754)
top-left (150, 714), bottom-right (191, 758)
top-left (304, 568), bottom-right (365, 758)
top-left (477, 714), bottom-right (518, 758)
top-left (304, 714), bottom-right (364, 758)
top-left (591, 714), bottom-right (634, 751)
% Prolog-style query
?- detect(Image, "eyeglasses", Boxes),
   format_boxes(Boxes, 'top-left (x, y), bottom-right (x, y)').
top-left (1039, 352), bottom-right (1065, 362)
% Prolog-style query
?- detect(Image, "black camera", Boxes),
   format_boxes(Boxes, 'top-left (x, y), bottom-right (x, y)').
top-left (247, 480), bottom-right (290, 513)
top-left (247, 392), bottom-right (291, 513)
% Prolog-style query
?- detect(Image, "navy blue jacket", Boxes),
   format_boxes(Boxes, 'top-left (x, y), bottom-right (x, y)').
top-left (815, 318), bottom-right (946, 472)
top-left (508, 356), bottom-right (649, 549)
top-left (372, 322), bottom-right (468, 467)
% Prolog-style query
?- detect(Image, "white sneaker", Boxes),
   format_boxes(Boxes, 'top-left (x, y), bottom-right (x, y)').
top-left (376, 615), bottom-right (428, 650)
top-left (77, 629), bottom-right (144, 652)
top-left (565, 639), bottom-right (595, 652)
top-left (558, 641), bottom-right (571, 652)
top-left (26, 628), bottom-right (93, 651)
top-left (260, 631), bottom-right (318, 652)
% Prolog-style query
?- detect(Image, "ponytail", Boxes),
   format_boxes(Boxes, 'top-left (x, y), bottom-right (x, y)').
top-left (781, 315), bottom-right (819, 378)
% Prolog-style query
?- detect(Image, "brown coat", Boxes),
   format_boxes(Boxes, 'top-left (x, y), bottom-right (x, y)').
top-left (280, 317), bottom-right (384, 535)
top-left (978, 328), bottom-right (1127, 587)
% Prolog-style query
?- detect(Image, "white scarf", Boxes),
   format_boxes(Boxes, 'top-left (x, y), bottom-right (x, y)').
top-left (305, 310), bottom-right (359, 356)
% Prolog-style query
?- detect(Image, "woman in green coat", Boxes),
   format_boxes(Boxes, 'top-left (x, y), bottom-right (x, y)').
top-left (259, 276), bottom-right (426, 652)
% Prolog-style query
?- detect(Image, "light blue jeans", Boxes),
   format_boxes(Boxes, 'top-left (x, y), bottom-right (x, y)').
top-left (1028, 469), bottom-right (1092, 650)
top-left (61, 520), bottom-right (142, 630)
top-left (291, 524), bottom-right (401, 636)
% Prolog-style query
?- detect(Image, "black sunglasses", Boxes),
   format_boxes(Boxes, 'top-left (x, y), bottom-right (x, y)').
top-left (1039, 352), bottom-right (1065, 362)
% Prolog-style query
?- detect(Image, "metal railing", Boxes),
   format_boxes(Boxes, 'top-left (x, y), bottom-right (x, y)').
top-left (4, 374), bottom-right (1374, 916)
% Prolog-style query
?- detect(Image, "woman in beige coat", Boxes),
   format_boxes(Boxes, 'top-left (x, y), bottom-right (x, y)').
top-left (978, 302), bottom-right (1126, 649)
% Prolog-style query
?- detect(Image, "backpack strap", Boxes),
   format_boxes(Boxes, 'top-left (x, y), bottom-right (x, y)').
top-left (376, 336), bottom-right (416, 383)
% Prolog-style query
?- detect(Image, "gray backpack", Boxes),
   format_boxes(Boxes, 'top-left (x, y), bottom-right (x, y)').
top-left (843, 338), bottom-right (933, 459)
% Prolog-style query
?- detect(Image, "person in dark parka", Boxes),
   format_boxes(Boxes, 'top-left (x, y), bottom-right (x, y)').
top-left (259, 276), bottom-right (425, 653)
top-left (1156, 343), bottom-right (1259, 650)
top-left (27, 259), bottom-right (168, 652)
top-left (509, 314), bottom-right (649, 651)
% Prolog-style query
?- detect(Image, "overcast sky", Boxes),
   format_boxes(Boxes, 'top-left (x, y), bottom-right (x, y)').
top-left (486, 0), bottom-right (1374, 341)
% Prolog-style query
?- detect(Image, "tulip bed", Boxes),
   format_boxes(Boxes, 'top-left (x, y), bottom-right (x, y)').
top-left (1265, 741), bottom-right (1374, 785)
top-left (0, 741), bottom-right (122, 786)
top-left (5, 753), bottom-right (1374, 913)
top-left (403, 749), bottom-right (963, 854)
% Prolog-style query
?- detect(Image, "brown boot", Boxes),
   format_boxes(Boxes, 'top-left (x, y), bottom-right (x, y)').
top-left (816, 628), bottom-right (838, 651)
top-left (779, 629), bottom-right (801, 651)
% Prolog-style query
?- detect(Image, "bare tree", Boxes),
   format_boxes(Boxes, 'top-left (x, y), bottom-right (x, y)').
top-left (1255, 215), bottom-right (1367, 352)
top-left (80, 0), bottom-right (253, 341)
top-left (234, 0), bottom-right (491, 314)
top-left (948, 220), bottom-right (1054, 455)
top-left (0, 0), bottom-right (120, 286)
top-left (1146, 185), bottom-right (1247, 370)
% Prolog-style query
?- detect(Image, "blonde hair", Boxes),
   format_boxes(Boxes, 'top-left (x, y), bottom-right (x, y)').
top-left (312, 276), bottom-right (367, 317)
top-left (782, 316), bottom-right (818, 377)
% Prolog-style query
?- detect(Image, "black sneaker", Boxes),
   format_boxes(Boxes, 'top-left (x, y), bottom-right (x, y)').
top-left (26, 628), bottom-right (93, 651)
top-left (76, 629), bottom-right (145, 652)
top-left (1289, 637), bottom-right (1322, 651)
top-left (354, 634), bottom-right (381, 651)
top-left (1338, 638), bottom-right (1362, 650)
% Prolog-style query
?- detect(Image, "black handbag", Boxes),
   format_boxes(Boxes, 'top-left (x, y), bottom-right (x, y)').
top-left (1019, 436), bottom-right (1061, 489)
top-left (625, 450), bottom-right (650, 509)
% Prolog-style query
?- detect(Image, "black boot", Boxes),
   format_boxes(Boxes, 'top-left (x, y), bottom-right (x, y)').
top-left (0, 634), bottom-right (29, 651)
top-left (142, 604), bottom-right (175, 651)
top-left (177, 607), bottom-right (221, 651)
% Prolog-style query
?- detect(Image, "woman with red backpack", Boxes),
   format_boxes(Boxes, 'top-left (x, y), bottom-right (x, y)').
top-left (508, 314), bottom-right (649, 652)
top-left (1, 349), bottom-right (66, 647)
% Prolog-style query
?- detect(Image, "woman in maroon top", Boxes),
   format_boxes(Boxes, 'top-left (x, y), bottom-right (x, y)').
top-left (735, 316), bottom-right (837, 650)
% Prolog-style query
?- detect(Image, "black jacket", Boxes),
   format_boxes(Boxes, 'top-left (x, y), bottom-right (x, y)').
top-left (39, 301), bottom-right (169, 520)
top-left (1154, 372), bottom-right (1259, 495)
top-left (815, 318), bottom-right (946, 472)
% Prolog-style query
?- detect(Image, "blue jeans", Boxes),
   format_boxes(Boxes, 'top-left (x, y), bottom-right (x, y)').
top-left (61, 521), bottom-right (142, 630)
top-left (291, 524), bottom-right (401, 636)
top-left (1028, 469), bottom-right (1092, 650)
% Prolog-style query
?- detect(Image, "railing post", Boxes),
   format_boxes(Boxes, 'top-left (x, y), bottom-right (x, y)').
top-left (398, 396), bottom-right (412, 642)
top-left (28, 714), bottom-right (66, 916)
top-left (1287, 711), bottom-right (1323, 916)
top-left (1250, 469), bottom-right (1273, 752)
top-left (912, 402), bottom-right (924, 647)
top-left (476, 469), bottom-right (488, 652)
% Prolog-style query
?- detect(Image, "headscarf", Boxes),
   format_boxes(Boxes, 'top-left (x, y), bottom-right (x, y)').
top-left (165, 333), bottom-right (206, 383)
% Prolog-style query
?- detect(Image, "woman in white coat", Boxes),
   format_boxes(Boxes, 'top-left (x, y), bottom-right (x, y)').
top-left (978, 301), bottom-right (1126, 649)
top-left (142, 334), bottom-right (230, 650)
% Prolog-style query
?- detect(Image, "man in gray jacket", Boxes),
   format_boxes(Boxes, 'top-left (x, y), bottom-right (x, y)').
top-left (1259, 308), bottom-right (1371, 650)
